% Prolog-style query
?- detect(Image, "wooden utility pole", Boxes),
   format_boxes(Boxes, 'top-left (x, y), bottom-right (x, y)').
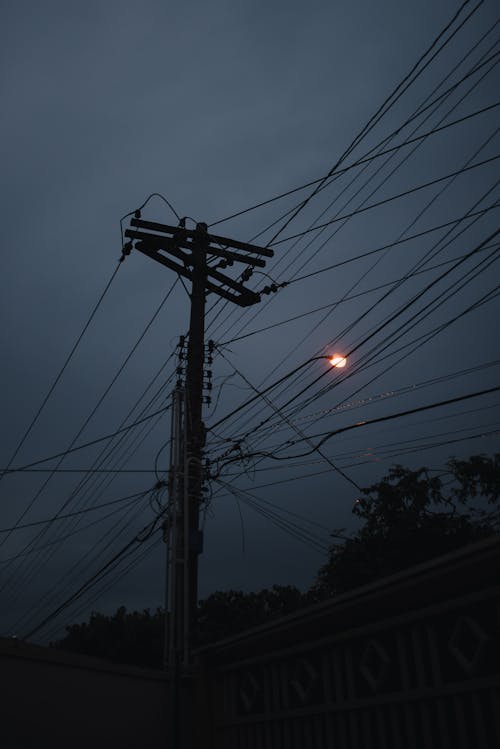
top-left (184, 223), bottom-right (208, 650)
top-left (124, 215), bottom-right (273, 668)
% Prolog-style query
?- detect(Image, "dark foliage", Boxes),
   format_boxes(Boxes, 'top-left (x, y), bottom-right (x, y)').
top-left (196, 584), bottom-right (306, 645)
top-left (52, 454), bottom-right (499, 666)
top-left (311, 453), bottom-right (499, 598)
top-left (52, 606), bottom-right (164, 668)
top-left (52, 585), bottom-right (304, 667)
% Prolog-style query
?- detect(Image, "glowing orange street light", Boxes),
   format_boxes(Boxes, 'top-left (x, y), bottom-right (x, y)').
top-left (329, 354), bottom-right (347, 368)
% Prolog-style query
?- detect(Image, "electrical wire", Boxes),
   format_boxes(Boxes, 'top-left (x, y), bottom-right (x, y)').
top-left (22, 518), bottom-right (163, 641)
top-left (216, 348), bottom-right (361, 492)
top-left (207, 101), bottom-right (500, 230)
top-left (9, 490), bottom-right (161, 633)
top-left (261, 0), bottom-right (486, 248)
top-left (0, 488), bottom-right (153, 534)
top-left (220, 236), bottom-right (499, 347)
top-left (0, 261), bottom-right (122, 484)
top-left (1, 405), bottom-right (172, 474)
top-left (207, 43), bottom-right (500, 345)
top-left (269, 155), bottom-right (500, 247)
top-left (0, 278), bottom-right (179, 551)
top-left (41, 534), bottom-right (163, 645)
top-left (222, 359), bottom-right (500, 445)
top-left (215, 478), bottom-right (331, 554)
top-left (239, 386), bottom-right (500, 465)
top-left (204, 6), bottom-right (495, 336)
top-left (0, 494), bottom-right (150, 566)
top-left (225, 225), bottom-right (500, 446)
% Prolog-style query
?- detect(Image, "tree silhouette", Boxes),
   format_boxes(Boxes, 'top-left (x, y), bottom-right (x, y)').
top-left (52, 454), bottom-right (499, 665)
top-left (311, 453), bottom-right (499, 598)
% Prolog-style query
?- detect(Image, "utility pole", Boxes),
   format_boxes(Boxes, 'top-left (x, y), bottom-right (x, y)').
top-left (124, 215), bottom-right (273, 669)
top-left (184, 223), bottom-right (208, 652)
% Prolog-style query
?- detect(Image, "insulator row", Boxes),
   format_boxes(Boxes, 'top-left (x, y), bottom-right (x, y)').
top-left (261, 283), bottom-right (278, 294)
top-left (217, 258), bottom-right (234, 269)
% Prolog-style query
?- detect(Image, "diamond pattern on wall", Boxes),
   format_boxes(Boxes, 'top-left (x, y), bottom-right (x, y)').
top-left (238, 672), bottom-right (261, 713)
top-left (448, 615), bottom-right (488, 674)
top-left (290, 658), bottom-right (319, 705)
top-left (359, 639), bottom-right (390, 691)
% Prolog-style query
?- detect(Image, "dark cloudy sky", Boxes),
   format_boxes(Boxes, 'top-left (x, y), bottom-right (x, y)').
top-left (1, 0), bottom-right (498, 642)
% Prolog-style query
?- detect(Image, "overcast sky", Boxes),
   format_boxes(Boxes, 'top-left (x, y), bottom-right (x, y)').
top-left (1, 0), bottom-right (498, 642)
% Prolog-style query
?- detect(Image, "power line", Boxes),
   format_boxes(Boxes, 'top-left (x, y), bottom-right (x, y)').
top-left (305, 246), bottom-right (500, 419)
top-left (6, 490), bottom-right (157, 632)
top-left (209, 224), bottom-right (499, 447)
top-left (220, 414), bottom-right (500, 475)
top-left (120, 192), bottom-right (181, 236)
top-left (0, 278), bottom-right (179, 553)
top-left (285, 203), bottom-right (499, 286)
top-left (220, 237), bottom-right (499, 346)
top-left (211, 278), bottom-right (500, 472)
top-left (0, 365), bottom-right (176, 611)
top-left (215, 478), bottom-right (331, 554)
top-left (254, 283), bottom-right (499, 463)
top-left (208, 23), bottom-right (498, 258)
top-left (269, 155), bottom-right (500, 247)
top-left (0, 399), bottom-right (171, 607)
top-left (225, 359), bottom-right (500, 444)
top-left (0, 468), bottom-right (157, 475)
top-left (23, 356), bottom-right (178, 570)
top-left (41, 534), bottom-right (163, 645)
top-left (252, 59), bottom-right (500, 340)
top-left (251, 165), bottom-right (499, 422)
top-left (207, 101), bottom-right (500, 229)
top-left (213, 428), bottom-right (499, 494)
top-left (216, 349), bottom-right (361, 491)
top-left (2, 404), bottom-right (172, 473)
top-left (208, 43), bottom-right (500, 346)
top-left (259, 386), bottom-right (500, 462)
top-left (203, 6), bottom-right (493, 337)
top-left (309, 283), bottom-right (500, 427)
top-left (0, 493), bottom-right (150, 565)
top-left (257, 229), bottom-right (500, 438)
top-left (0, 488), bottom-right (154, 534)
top-left (0, 261), bottom-right (122, 484)
top-left (22, 518), bottom-right (163, 641)
top-left (261, 0), bottom-right (485, 248)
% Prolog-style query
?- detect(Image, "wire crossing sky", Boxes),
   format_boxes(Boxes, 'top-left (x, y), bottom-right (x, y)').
top-left (1, 0), bottom-right (499, 642)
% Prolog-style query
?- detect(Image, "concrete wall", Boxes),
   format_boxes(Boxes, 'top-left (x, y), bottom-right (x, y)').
top-left (0, 639), bottom-right (169, 749)
top-left (3, 537), bottom-right (499, 748)
top-left (197, 536), bottom-right (500, 748)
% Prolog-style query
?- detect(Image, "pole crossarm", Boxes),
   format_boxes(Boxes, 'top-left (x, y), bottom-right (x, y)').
top-left (125, 219), bottom-right (270, 307)
top-left (127, 226), bottom-right (267, 268)
top-left (128, 217), bottom-right (274, 257)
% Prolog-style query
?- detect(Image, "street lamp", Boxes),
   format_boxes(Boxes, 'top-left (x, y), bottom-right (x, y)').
top-left (329, 354), bottom-right (347, 368)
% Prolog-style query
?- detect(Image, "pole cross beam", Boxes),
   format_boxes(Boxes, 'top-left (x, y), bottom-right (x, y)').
top-left (128, 217), bottom-right (274, 256)
top-left (124, 218), bottom-right (273, 308)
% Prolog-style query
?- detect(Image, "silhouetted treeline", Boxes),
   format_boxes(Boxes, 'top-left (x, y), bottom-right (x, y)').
top-left (52, 454), bottom-right (499, 667)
